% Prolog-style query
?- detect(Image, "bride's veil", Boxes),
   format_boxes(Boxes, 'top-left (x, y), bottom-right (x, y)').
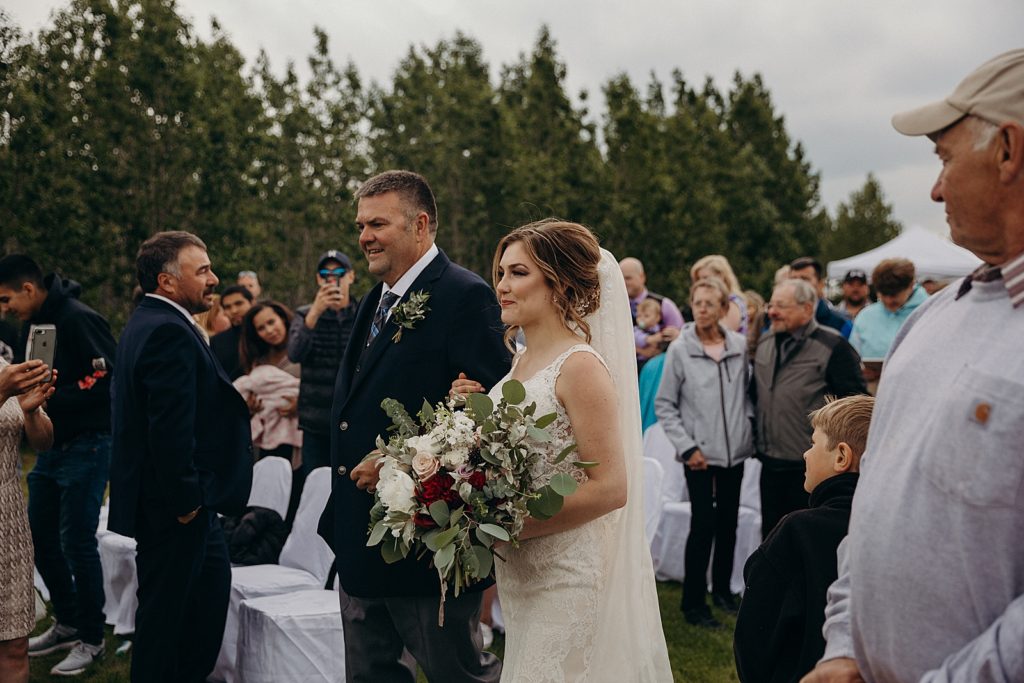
top-left (585, 249), bottom-right (672, 680)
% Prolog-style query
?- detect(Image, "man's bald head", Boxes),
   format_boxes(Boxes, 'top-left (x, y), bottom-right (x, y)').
top-left (619, 257), bottom-right (646, 298)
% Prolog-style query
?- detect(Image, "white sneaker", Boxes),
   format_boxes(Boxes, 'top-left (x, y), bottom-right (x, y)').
top-left (480, 622), bottom-right (494, 649)
top-left (50, 641), bottom-right (104, 677)
top-left (27, 621), bottom-right (80, 657)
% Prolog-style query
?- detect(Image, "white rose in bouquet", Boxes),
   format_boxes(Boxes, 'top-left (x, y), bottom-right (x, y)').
top-left (406, 433), bottom-right (441, 458)
top-left (378, 459), bottom-right (417, 515)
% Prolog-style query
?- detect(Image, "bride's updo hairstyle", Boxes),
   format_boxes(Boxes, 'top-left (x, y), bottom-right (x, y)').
top-left (492, 219), bottom-right (602, 349)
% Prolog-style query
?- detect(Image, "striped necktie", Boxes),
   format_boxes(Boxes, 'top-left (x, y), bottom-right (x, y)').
top-left (367, 291), bottom-right (400, 346)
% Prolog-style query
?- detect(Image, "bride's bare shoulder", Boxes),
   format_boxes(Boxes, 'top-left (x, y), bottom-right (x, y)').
top-left (555, 347), bottom-right (613, 397)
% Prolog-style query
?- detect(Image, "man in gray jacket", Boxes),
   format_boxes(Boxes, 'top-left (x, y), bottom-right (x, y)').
top-left (752, 278), bottom-right (865, 538)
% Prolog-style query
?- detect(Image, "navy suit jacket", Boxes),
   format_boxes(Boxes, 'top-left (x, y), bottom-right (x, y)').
top-left (109, 296), bottom-right (253, 537)
top-left (318, 250), bottom-right (511, 598)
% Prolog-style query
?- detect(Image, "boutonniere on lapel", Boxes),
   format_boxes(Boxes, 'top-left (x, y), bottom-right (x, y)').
top-left (390, 290), bottom-right (431, 343)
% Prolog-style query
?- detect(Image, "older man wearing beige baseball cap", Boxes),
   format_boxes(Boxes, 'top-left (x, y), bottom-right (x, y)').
top-left (802, 50), bottom-right (1024, 683)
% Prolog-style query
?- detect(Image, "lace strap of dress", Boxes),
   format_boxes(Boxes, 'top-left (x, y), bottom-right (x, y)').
top-left (550, 343), bottom-right (609, 382)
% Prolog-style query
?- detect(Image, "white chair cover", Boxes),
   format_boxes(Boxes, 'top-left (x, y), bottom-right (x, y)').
top-left (33, 568), bottom-right (49, 602)
top-left (643, 457), bottom-right (664, 544)
top-left (211, 467), bottom-right (334, 683)
top-left (651, 501), bottom-right (690, 582)
top-left (277, 468), bottom-right (334, 582)
top-left (248, 456), bottom-right (292, 521)
top-left (643, 422), bottom-right (686, 503)
top-left (650, 502), bottom-right (761, 595)
top-left (96, 502), bottom-right (110, 536)
top-left (98, 533), bottom-right (138, 635)
top-left (236, 589), bottom-right (345, 683)
top-left (734, 505), bottom-right (762, 588)
top-left (740, 456), bottom-right (762, 512)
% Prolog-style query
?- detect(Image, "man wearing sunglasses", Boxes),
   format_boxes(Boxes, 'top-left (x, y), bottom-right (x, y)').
top-left (288, 250), bottom-right (359, 481)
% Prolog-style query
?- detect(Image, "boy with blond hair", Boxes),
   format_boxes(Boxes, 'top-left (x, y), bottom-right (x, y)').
top-left (733, 395), bottom-right (874, 683)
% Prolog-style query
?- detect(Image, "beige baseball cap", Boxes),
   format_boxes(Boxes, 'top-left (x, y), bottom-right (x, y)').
top-left (892, 49), bottom-right (1024, 137)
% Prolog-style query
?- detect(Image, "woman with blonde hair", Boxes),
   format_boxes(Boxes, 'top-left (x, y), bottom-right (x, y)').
top-left (453, 219), bottom-right (671, 681)
top-left (691, 254), bottom-right (748, 334)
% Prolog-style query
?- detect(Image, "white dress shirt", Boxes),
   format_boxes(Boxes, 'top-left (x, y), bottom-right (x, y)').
top-left (379, 243), bottom-right (439, 321)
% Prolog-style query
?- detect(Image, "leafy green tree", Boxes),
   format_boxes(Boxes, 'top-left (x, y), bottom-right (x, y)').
top-left (497, 26), bottom-right (608, 230)
top-left (821, 173), bottom-right (902, 263)
top-left (1, 4), bottom-right (851, 325)
top-left (246, 28), bottom-right (367, 306)
top-left (718, 73), bottom-right (824, 294)
top-left (368, 32), bottom-right (508, 276)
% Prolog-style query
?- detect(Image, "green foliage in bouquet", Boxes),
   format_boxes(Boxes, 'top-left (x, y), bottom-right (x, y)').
top-left (366, 379), bottom-right (593, 622)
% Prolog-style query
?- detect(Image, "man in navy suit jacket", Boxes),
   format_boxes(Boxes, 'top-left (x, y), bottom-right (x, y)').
top-left (319, 171), bottom-right (509, 682)
top-left (110, 231), bottom-right (252, 683)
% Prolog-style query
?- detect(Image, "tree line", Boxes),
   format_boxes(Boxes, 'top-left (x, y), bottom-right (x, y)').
top-left (0, 0), bottom-right (901, 330)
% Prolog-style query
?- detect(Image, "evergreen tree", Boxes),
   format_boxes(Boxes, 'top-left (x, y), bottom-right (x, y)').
top-left (368, 32), bottom-right (507, 276)
top-left (1, 4), bottom-right (883, 324)
top-left (821, 173), bottom-right (902, 263)
top-left (720, 73), bottom-right (824, 293)
top-left (497, 26), bottom-right (608, 230)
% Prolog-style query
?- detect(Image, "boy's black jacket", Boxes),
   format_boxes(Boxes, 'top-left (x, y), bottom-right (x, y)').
top-left (734, 472), bottom-right (859, 683)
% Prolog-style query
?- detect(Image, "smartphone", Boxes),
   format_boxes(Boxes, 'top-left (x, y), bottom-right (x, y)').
top-left (26, 324), bottom-right (57, 382)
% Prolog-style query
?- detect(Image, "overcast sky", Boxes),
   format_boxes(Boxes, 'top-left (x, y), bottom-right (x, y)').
top-left (6, 0), bottom-right (1024, 237)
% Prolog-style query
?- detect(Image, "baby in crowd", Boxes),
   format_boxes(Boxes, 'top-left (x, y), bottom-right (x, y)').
top-left (635, 298), bottom-right (670, 353)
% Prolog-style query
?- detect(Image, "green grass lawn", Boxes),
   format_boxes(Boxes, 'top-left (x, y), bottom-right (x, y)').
top-left (22, 453), bottom-right (740, 682)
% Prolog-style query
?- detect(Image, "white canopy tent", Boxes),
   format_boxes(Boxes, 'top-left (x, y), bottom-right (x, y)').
top-left (826, 226), bottom-right (981, 282)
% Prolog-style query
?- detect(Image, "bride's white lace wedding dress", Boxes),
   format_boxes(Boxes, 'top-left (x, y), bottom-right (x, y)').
top-left (490, 344), bottom-right (616, 682)
top-left (489, 250), bottom-right (672, 683)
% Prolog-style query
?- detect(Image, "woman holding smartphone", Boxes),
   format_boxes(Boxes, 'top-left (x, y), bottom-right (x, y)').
top-left (0, 359), bottom-right (56, 683)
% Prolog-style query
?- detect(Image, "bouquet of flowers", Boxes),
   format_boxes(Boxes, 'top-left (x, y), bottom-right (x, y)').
top-left (366, 379), bottom-right (590, 623)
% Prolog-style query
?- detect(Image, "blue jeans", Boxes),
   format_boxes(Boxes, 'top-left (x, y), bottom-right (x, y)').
top-left (28, 432), bottom-right (111, 645)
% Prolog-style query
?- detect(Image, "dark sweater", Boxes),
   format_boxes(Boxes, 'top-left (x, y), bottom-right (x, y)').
top-left (210, 325), bottom-right (243, 380)
top-left (734, 472), bottom-right (859, 683)
top-left (22, 274), bottom-right (116, 447)
top-left (286, 301), bottom-right (357, 435)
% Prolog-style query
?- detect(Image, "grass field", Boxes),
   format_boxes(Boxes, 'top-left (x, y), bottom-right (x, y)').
top-left (21, 454), bottom-right (740, 682)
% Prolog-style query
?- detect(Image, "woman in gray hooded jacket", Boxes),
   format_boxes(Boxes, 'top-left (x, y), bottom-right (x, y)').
top-left (655, 275), bottom-right (754, 627)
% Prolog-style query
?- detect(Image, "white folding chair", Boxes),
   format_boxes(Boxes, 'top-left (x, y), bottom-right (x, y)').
top-left (643, 457), bottom-right (664, 545)
top-left (247, 456), bottom-right (292, 520)
top-left (211, 467), bottom-right (334, 683)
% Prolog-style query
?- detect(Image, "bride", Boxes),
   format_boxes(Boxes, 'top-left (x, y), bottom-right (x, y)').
top-left (452, 220), bottom-right (672, 682)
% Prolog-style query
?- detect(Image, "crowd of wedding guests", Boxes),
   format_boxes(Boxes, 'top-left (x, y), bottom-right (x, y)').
top-left (0, 48), bottom-right (1022, 683)
top-left (0, 240), bottom-right (941, 680)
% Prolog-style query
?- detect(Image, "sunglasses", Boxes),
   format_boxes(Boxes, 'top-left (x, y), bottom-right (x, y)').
top-left (319, 268), bottom-right (348, 278)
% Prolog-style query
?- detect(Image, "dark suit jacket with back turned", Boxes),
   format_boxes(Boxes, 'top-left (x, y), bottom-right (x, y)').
top-left (318, 249), bottom-right (511, 598)
top-left (109, 296), bottom-right (253, 537)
